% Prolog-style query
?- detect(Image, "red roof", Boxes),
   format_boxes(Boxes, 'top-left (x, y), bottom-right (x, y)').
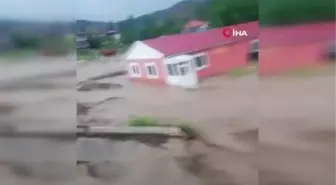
top-left (143, 21), bottom-right (259, 56)
top-left (184, 20), bottom-right (207, 28)
top-left (260, 21), bottom-right (335, 48)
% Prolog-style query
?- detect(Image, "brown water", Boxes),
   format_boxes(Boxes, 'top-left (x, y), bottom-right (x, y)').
top-left (0, 56), bottom-right (334, 185)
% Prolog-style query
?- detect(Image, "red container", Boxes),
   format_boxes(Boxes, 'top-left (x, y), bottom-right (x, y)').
top-left (100, 49), bottom-right (117, 56)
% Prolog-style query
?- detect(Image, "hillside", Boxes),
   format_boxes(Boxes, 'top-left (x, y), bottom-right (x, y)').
top-left (131, 0), bottom-right (210, 24)
top-left (76, 0), bottom-right (259, 44)
top-left (76, 0), bottom-right (211, 34)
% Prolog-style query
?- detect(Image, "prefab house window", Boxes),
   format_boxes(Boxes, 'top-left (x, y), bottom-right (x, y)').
top-left (178, 62), bottom-right (189, 75)
top-left (145, 63), bottom-right (159, 78)
top-left (172, 64), bottom-right (179, 75)
top-left (250, 39), bottom-right (259, 52)
top-left (167, 63), bottom-right (180, 76)
top-left (167, 64), bottom-right (175, 75)
top-left (129, 63), bottom-right (141, 77)
top-left (132, 65), bottom-right (140, 74)
top-left (194, 54), bottom-right (208, 70)
top-left (167, 62), bottom-right (189, 76)
top-left (324, 41), bottom-right (335, 60)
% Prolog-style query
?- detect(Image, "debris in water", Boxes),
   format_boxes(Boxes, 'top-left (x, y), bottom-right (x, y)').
top-left (77, 80), bottom-right (122, 91)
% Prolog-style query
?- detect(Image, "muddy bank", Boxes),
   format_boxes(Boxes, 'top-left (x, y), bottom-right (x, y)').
top-left (75, 62), bottom-right (333, 185)
top-left (77, 97), bottom-right (124, 113)
top-left (77, 80), bottom-right (122, 92)
top-left (0, 103), bottom-right (16, 115)
top-left (84, 70), bottom-right (127, 81)
top-left (76, 134), bottom-right (251, 185)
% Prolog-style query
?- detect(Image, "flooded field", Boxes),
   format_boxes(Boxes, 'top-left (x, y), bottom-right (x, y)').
top-left (0, 56), bottom-right (334, 185)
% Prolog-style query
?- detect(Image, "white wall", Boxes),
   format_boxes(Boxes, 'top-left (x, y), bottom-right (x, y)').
top-left (124, 41), bottom-right (164, 60)
top-left (164, 56), bottom-right (198, 88)
top-left (113, 33), bottom-right (121, 41)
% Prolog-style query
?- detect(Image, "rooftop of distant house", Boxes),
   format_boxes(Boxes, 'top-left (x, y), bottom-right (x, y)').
top-left (184, 20), bottom-right (208, 28)
top-left (106, 30), bottom-right (119, 34)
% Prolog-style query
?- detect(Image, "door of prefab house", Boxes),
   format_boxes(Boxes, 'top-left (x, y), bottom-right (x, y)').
top-left (165, 55), bottom-right (198, 88)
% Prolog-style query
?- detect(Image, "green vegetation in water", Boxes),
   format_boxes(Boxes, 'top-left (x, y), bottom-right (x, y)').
top-left (176, 123), bottom-right (199, 140)
top-left (128, 116), bottom-right (160, 127)
top-left (0, 49), bottom-right (38, 61)
top-left (127, 116), bottom-right (225, 151)
top-left (128, 116), bottom-right (200, 140)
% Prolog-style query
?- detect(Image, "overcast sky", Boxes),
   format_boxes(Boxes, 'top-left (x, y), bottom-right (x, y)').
top-left (0, 0), bottom-right (182, 21)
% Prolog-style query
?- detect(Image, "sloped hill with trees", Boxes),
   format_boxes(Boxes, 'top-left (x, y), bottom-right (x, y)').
top-left (117, 0), bottom-right (258, 44)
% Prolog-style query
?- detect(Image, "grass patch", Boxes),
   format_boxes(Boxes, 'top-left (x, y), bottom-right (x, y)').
top-left (128, 116), bottom-right (160, 127)
top-left (0, 49), bottom-right (38, 61)
top-left (127, 116), bottom-right (201, 140)
top-left (77, 49), bottom-right (100, 61)
top-left (127, 116), bottom-right (224, 149)
top-left (226, 64), bottom-right (257, 77)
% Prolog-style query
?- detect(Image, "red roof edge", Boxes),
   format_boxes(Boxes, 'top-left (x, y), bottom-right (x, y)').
top-left (143, 21), bottom-right (259, 56)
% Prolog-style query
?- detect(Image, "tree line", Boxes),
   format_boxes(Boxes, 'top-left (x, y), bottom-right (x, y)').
top-left (119, 0), bottom-right (334, 44)
top-left (118, 0), bottom-right (257, 44)
top-left (9, 0), bottom-right (334, 49)
top-left (9, 30), bottom-right (75, 55)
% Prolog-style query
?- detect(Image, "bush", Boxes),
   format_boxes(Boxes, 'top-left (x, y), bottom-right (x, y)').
top-left (11, 31), bottom-right (41, 49)
top-left (260, 0), bottom-right (335, 25)
top-left (87, 36), bottom-right (103, 49)
top-left (77, 49), bottom-right (100, 61)
top-left (101, 36), bottom-right (116, 49)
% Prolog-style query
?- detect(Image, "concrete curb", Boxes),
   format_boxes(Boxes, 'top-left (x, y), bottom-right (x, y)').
top-left (0, 126), bottom-right (184, 138)
top-left (86, 126), bottom-right (182, 136)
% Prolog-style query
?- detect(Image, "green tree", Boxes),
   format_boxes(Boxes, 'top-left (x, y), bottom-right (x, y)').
top-left (120, 15), bottom-right (140, 44)
top-left (87, 36), bottom-right (103, 49)
top-left (106, 21), bottom-right (115, 31)
top-left (260, 0), bottom-right (335, 26)
top-left (138, 16), bottom-right (158, 40)
top-left (101, 36), bottom-right (116, 49)
top-left (209, 0), bottom-right (258, 27)
top-left (161, 19), bottom-right (183, 35)
top-left (138, 18), bottom-right (183, 40)
top-left (11, 31), bottom-right (41, 49)
top-left (195, 5), bottom-right (212, 21)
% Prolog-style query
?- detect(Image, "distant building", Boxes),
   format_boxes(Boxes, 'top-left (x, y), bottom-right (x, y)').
top-left (76, 29), bottom-right (121, 50)
top-left (106, 30), bottom-right (121, 41)
top-left (182, 20), bottom-right (209, 33)
top-left (91, 32), bottom-right (106, 38)
top-left (76, 33), bottom-right (89, 50)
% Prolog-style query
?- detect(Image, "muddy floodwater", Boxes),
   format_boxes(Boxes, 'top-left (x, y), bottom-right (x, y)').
top-left (0, 56), bottom-right (334, 185)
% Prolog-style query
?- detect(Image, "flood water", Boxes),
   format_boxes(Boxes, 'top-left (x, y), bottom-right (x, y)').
top-left (0, 56), bottom-right (334, 185)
